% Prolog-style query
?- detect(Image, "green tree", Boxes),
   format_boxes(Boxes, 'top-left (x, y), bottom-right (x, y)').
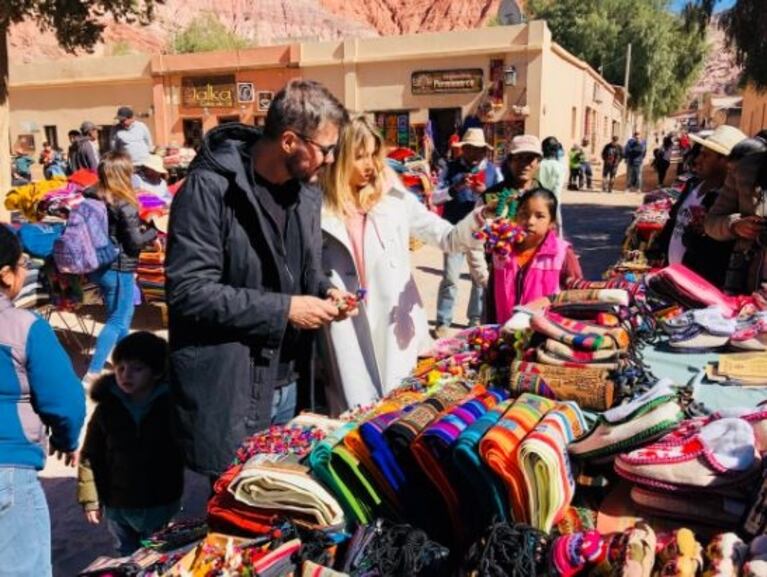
top-left (0, 0), bottom-right (157, 212)
top-left (171, 13), bottom-right (250, 54)
top-left (685, 0), bottom-right (767, 90)
top-left (525, 0), bottom-right (708, 119)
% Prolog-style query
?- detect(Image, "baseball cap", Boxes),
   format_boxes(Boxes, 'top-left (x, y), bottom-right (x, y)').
top-left (509, 134), bottom-right (543, 157)
top-left (80, 121), bottom-right (97, 134)
top-left (116, 106), bottom-right (134, 120)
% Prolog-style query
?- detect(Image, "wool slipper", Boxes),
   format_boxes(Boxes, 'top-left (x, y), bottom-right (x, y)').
top-left (621, 521), bottom-right (656, 577)
top-left (742, 536), bottom-right (767, 577)
top-left (668, 325), bottom-right (730, 351)
top-left (569, 380), bottom-right (682, 460)
top-left (702, 532), bottom-right (748, 577)
top-left (691, 306), bottom-right (738, 336)
top-left (654, 528), bottom-right (703, 577)
top-left (630, 486), bottom-right (746, 529)
top-left (614, 417), bottom-right (759, 493)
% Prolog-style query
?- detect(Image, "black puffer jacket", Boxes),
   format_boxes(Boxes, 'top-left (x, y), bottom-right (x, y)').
top-left (83, 188), bottom-right (157, 272)
top-left (165, 123), bottom-right (333, 476)
top-left (108, 200), bottom-right (157, 272)
top-left (77, 375), bottom-right (184, 509)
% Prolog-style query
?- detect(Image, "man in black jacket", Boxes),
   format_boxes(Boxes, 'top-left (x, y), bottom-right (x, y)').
top-left (165, 79), bottom-right (351, 477)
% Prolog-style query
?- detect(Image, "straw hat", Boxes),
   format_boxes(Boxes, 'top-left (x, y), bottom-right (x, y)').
top-left (509, 134), bottom-right (543, 157)
top-left (139, 154), bottom-right (169, 176)
top-left (689, 125), bottom-right (747, 157)
top-left (457, 128), bottom-right (493, 150)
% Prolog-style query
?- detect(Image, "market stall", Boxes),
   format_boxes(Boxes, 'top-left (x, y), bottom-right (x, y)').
top-left (75, 251), bottom-right (767, 576)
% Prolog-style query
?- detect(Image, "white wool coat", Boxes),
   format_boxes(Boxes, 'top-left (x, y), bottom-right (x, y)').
top-left (319, 184), bottom-right (485, 414)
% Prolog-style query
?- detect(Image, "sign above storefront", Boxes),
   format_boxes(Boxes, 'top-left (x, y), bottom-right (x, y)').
top-left (411, 69), bottom-right (484, 95)
top-left (182, 75), bottom-right (236, 108)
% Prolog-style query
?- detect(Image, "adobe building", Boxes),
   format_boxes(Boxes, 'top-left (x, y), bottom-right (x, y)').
top-left (9, 54), bottom-right (154, 155)
top-left (9, 21), bottom-right (632, 166)
top-left (329, 23), bottom-right (638, 161)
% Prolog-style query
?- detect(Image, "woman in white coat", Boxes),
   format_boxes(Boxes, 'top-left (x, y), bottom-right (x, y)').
top-left (319, 116), bottom-right (489, 414)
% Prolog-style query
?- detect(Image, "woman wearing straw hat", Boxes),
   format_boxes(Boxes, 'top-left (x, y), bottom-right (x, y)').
top-left (133, 154), bottom-right (172, 204)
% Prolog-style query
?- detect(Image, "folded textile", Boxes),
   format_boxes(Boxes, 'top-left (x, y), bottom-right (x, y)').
top-left (511, 361), bottom-right (616, 411)
top-left (646, 264), bottom-right (742, 318)
top-left (411, 386), bottom-right (506, 541)
top-left (519, 401), bottom-right (587, 531)
top-left (569, 379), bottom-right (683, 460)
top-left (208, 465), bottom-right (279, 535)
top-left (535, 347), bottom-right (622, 370)
top-left (480, 393), bottom-right (556, 522)
top-left (308, 422), bottom-right (382, 524)
top-left (564, 277), bottom-right (636, 291)
top-left (359, 409), bottom-right (412, 499)
top-left (451, 399), bottom-right (514, 536)
top-left (615, 416), bottom-right (761, 495)
top-left (530, 311), bottom-right (630, 351)
top-left (229, 458), bottom-right (345, 529)
top-left (551, 289), bottom-right (630, 306)
top-left (543, 339), bottom-right (623, 363)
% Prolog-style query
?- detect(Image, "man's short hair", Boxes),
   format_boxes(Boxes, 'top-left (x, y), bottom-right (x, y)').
top-left (264, 79), bottom-right (348, 140)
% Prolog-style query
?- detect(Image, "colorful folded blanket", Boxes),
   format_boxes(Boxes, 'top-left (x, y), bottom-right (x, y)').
top-left (518, 401), bottom-right (587, 531)
top-left (410, 386), bottom-right (506, 541)
top-left (531, 311), bottom-right (630, 351)
top-left (308, 422), bottom-right (382, 524)
top-left (480, 393), bottom-right (556, 522)
top-left (451, 399), bottom-right (514, 536)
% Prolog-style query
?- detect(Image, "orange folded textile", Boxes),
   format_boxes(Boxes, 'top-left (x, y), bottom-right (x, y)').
top-left (479, 393), bottom-right (556, 523)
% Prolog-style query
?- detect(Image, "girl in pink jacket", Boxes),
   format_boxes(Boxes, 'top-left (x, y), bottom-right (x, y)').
top-left (493, 187), bottom-right (582, 323)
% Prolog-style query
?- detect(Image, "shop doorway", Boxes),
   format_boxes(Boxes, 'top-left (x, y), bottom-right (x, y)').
top-left (428, 108), bottom-right (462, 157)
top-left (182, 118), bottom-right (203, 150)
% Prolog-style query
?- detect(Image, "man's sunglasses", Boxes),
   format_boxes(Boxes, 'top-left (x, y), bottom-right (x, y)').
top-left (295, 133), bottom-right (337, 159)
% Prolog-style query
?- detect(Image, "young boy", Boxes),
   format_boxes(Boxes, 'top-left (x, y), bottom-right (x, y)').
top-left (77, 331), bottom-right (184, 556)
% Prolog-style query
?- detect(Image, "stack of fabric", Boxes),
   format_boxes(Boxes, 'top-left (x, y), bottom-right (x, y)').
top-left (4, 176), bottom-right (68, 220)
top-left (208, 413), bottom-right (346, 536)
top-left (136, 249), bottom-right (166, 303)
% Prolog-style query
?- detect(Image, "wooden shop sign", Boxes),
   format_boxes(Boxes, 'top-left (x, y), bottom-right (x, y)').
top-left (411, 68), bottom-right (484, 95)
top-left (182, 75), bottom-right (236, 108)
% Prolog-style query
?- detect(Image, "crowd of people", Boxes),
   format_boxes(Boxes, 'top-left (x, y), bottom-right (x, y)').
top-left (3, 76), bottom-right (767, 574)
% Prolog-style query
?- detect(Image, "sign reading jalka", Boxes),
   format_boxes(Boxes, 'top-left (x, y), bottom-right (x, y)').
top-left (411, 69), bottom-right (484, 95)
top-left (182, 75), bottom-right (236, 108)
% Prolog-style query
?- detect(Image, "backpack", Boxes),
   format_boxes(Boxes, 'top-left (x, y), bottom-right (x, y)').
top-left (53, 198), bottom-right (119, 274)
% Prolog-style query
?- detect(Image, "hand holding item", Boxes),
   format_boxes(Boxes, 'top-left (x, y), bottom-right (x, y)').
top-left (288, 295), bottom-right (339, 329)
top-left (731, 216), bottom-right (764, 241)
top-left (327, 288), bottom-right (362, 321)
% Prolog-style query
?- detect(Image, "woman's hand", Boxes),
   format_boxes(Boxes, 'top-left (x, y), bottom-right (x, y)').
top-left (84, 509), bottom-right (102, 524)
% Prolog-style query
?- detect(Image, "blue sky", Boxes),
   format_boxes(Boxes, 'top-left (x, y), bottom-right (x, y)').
top-left (670, 0), bottom-right (736, 11)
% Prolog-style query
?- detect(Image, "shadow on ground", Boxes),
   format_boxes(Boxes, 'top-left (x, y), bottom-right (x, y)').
top-left (563, 203), bottom-right (636, 279)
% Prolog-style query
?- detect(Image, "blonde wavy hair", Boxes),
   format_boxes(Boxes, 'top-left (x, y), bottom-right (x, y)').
top-left (321, 115), bottom-right (386, 217)
top-left (97, 151), bottom-right (138, 207)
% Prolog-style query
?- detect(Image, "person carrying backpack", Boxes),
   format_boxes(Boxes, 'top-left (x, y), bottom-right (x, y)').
top-left (81, 152), bottom-right (157, 388)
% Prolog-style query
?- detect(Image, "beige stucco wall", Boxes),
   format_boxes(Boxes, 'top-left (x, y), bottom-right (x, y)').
top-left (741, 84), bottom-right (767, 136)
top-left (537, 46), bottom-right (624, 164)
top-left (10, 55), bottom-right (154, 153)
